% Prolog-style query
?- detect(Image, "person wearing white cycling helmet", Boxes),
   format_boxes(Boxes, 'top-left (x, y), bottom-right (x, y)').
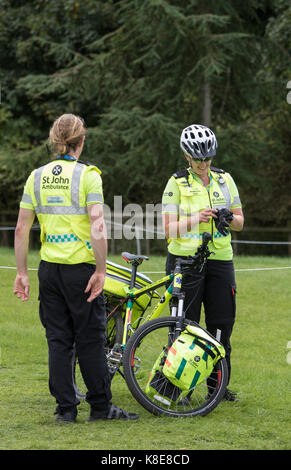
top-left (162, 124), bottom-right (244, 401)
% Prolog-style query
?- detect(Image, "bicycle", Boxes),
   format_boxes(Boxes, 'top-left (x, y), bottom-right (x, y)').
top-left (74, 232), bottom-right (228, 417)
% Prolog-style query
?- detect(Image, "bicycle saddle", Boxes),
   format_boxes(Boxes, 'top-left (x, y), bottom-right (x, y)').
top-left (121, 252), bottom-right (149, 265)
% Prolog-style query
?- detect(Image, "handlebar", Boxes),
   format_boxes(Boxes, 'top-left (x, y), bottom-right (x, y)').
top-left (171, 232), bottom-right (213, 300)
top-left (199, 231), bottom-right (213, 251)
top-left (159, 232), bottom-right (214, 305)
top-left (177, 232), bottom-right (214, 272)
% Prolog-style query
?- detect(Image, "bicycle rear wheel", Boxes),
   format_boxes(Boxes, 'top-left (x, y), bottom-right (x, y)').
top-left (123, 316), bottom-right (228, 417)
top-left (105, 303), bottom-right (124, 348)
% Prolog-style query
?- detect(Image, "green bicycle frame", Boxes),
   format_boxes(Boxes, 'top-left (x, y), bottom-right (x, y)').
top-left (121, 273), bottom-right (175, 346)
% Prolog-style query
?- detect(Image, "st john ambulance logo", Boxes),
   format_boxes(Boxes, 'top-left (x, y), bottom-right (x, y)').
top-left (52, 165), bottom-right (62, 176)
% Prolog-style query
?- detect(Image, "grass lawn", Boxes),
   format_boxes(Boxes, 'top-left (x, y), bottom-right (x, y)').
top-left (0, 247), bottom-right (290, 451)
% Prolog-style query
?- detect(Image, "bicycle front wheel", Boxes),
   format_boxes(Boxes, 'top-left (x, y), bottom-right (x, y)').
top-left (123, 317), bottom-right (228, 418)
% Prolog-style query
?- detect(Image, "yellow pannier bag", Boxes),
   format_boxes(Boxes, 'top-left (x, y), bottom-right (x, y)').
top-left (104, 260), bottom-right (157, 326)
top-left (145, 325), bottom-right (225, 406)
top-left (163, 325), bottom-right (225, 390)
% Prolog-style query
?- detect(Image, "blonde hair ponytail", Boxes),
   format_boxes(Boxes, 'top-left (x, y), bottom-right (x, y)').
top-left (49, 114), bottom-right (86, 157)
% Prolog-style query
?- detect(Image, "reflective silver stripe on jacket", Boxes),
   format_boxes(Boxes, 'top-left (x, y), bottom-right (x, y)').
top-left (216, 177), bottom-right (231, 210)
top-left (86, 193), bottom-right (103, 204)
top-left (21, 193), bottom-right (33, 205)
top-left (71, 162), bottom-right (84, 209)
top-left (34, 165), bottom-right (45, 209)
top-left (162, 203), bottom-right (179, 213)
top-left (232, 195), bottom-right (241, 206)
top-left (35, 206), bottom-right (87, 215)
top-left (33, 162), bottom-right (88, 215)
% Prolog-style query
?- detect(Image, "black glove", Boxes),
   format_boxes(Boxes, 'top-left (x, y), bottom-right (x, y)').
top-left (217, 208), bottom-right (233, 222)
top-left (215, 208), bottom-right (233, 236)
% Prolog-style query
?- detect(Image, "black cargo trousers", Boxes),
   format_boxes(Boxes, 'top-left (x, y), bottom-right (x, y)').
top-left (166, 254), bottom-right (237, 384)
top-left (38, 260), bottom-right (112, 416)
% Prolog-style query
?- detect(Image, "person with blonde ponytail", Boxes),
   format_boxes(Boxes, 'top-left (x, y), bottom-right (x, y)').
top-left (14, 114), bottom-right (138, 423)
top-left (49, 113), bottom-right (87, 157)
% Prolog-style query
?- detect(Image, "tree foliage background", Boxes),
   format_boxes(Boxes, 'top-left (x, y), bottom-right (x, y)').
top-left (0, 0), bottom-right (290, 250)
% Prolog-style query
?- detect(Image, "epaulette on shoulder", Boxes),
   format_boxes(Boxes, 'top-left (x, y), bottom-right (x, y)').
top-left (78, 159), bottom-right (91, 166)
top-left (173, 168), bottom-right (189, 179)
top-left (210, 166), bottom-right (225, 174)
top-left (78, 159), bottom-right (102, 175)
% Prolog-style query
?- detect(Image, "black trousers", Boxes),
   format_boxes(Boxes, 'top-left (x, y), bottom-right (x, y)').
top-left (38, 261), bottom-right (112, 414)
top-left (166, 253), bottom-right (237, 383)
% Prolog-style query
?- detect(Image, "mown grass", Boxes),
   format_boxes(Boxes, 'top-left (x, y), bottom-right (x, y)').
top-left (0, 247), bottom-right (290, 451)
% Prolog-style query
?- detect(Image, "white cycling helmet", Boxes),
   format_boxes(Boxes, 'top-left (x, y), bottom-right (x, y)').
top-left (180, 124), bottom-right (217, 159)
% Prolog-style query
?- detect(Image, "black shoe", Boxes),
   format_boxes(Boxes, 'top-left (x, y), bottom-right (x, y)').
top-left (55, 407), bottom-right (77, 424)
top-left (88, 404), bottom-right (139, 422)
top-left (223, 388), bottom-right (238, 402)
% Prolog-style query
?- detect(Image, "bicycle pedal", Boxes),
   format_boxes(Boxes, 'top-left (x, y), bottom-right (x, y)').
top-left (109, 353), bottom-right (122, 363)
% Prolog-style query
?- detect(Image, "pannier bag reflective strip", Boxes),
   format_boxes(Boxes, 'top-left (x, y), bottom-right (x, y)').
top-left (145, 325), bottom-right (225, 405)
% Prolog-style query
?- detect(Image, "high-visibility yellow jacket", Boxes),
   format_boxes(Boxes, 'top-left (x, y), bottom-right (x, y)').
top-left (20, 156), bottom-right (103, 264)
top-left (162, 167), bottom-right (242, 260)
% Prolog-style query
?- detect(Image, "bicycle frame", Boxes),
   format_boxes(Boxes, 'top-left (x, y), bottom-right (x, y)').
top-left (107, 232), bottom-right (213, 351)
top-left (121, 273), bottom-right (174, 346)
top-left (119, 259), bottom-right (188, 346)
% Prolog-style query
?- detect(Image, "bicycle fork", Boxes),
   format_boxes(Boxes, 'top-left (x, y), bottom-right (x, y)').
top-left (171, 261), bottom-right (185, 339)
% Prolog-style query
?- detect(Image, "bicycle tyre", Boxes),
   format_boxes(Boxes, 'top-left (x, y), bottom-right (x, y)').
top-left (123, 316), bottom-right (228, 418)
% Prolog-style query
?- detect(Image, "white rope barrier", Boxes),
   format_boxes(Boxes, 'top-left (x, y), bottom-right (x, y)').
top-left (231, 240), bottom-right (291, 245)
top-left (141, 267), bottom-right (291, 274)
top-left (0, 266), bottom-right (37, 271)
